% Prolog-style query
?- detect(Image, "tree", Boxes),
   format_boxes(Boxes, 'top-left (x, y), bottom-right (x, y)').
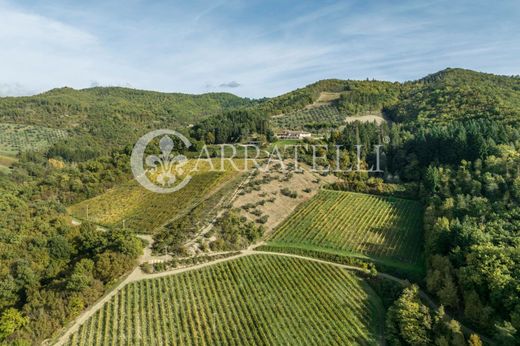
top-left (204, 131), bottom-right (215, 144)
top-left (446, 319), bottom-right (465, 346)
top-left (95, 251), bottom-right (133, 283)
top-left (463, 290), bottom-right (492, 329)
top-left (48, 235), bottom-right (74, 260)
top-left (493, 321), bottom-right (517, 346)
top-left (12, 260), bottom-right (38, 292)
top-left (438, 276), bottom-right (459, 309)
top-left (0, 308), bottom-right (28, 340)
top-left (76, 223), bottom-right (106, 255)
top-left (512, 176), bottom-right (520, 201)
top-left (105, 228), bottom-right (142, 258)
top-left (468, 334), bottom-right (483, 346)
top-left (0, 275), bottom-right (18, 310)
top-left (432, 306), bottom-right (449, 341)
top-left (386, 285), bottom-right (432, 345)
top-left (67, 259), bottom-right (94, 292)
top-left (67, 295), bottom-right (85, 318)
top-left (425, 166), bottom-right (440, 193)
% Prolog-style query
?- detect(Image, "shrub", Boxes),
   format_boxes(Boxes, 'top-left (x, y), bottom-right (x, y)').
top-left (141, 262), bottom-right (153, 274)
top-left (256, 215), bottom-right (269, 224)
top-left (280, 188), bottom-right (298, 198)
top-left (250, 209), bottom-right (263, 217)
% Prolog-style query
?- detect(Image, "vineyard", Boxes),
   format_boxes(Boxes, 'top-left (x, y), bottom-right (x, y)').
top-left (68, 160), bottom-right (245, 233)
top-left (271, 105), bottom-right (345, 131)
top-left (0, 123), bottom-right (67, 154)
top-left (267, 190), bottom-right (423, 268)
top-left (64, 255), bottom-right (383, 345)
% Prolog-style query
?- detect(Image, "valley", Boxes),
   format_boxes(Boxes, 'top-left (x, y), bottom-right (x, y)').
top-left (1, 68), bottom-right (519, 345)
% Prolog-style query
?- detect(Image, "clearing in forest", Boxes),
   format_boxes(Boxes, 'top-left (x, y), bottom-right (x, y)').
top-left (305, 91), bottom-right (342, 108)
top-left (344, 111), bottom-right (389, 125)
top-left (266, 190), bottom-right (423, 272)
top-left (64, 255), bottom-right (383, 346)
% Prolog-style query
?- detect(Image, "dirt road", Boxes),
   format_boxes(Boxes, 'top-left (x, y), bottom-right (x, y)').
top-left (53, 248), bottom-right (491, 345)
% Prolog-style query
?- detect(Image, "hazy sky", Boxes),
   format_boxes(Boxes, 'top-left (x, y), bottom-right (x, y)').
top-left (1, 0), bottom-right (519, 98)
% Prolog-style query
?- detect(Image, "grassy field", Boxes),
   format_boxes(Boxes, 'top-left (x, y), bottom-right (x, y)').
top-left (0, 123), bottom-right (67, 154)
top-left (271, 105), bottom-right (345, 130)
top-left (268, 139), bottom-right (304, 147)
top-left (0, 153), bottom-right (17, 173)
top-left (267, 190), bottom-right (423, 271)
top-left (65, 255), bottom-right (383, 345)
top-left (68, 160), bottom-right (245, 233)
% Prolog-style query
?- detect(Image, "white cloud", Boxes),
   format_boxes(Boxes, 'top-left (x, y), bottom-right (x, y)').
top-left (0, 83), bottom-right (35, 96)
top-left (0, 1), bottom-right (141, 93)
top-left (219, 81), bottom-right (240, 88)
top-left (0, 0), bottom-right (518, 99)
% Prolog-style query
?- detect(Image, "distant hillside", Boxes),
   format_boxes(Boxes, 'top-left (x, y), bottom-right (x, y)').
top-left (387, 68), bottom-right (520, 123)
top-left (258, 68), bottom-right (520, 129)
top-left (0, 87), bottom-right (253, 159)
top-left (2, 68), bottom-right (520, 158)
top-left (0, 86), bottom-right (251, 128)
top-left (258, 79), bottom-right (401, 116)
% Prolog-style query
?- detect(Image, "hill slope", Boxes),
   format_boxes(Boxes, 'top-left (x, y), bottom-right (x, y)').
top-left (64, 255), bottom-right (383, 346)
top-left (266, 190), bottom-right (424, 275)
top-left (0, 87), bottom-right (253, 157)
top-left (388, 68), bottom-right (520, 123)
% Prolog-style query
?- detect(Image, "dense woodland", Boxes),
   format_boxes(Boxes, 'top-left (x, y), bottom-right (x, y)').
top-left (190, 109), bottom-right (273, 144)
top-left (1, 68), bottom-right (520, 344)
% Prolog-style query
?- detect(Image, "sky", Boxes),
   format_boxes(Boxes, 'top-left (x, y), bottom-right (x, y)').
top-left (0, 0), bottom-right (519, 98)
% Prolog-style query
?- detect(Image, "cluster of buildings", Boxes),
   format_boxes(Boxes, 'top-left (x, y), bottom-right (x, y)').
top-left (276, 130), bottom-right (312, 140)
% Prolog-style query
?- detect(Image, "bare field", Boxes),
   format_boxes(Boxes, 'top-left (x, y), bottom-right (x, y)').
top-left (305, 92), bottom-right (342, 109)
top-left (232, 162), bottom-right (338, 234)
top-left (345, 111), bottom-right (389, 125)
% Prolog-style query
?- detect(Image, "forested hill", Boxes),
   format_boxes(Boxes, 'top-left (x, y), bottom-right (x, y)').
top-left (0, 86), bottom-right (252, 128)
top-left (2, 68), bottom-right (519, 129)
top-left (387, 68), bottom-right (520, 123)
top-left (0, 87), bottom-right (254, 159)
top-left (258, 68), bottom-right (520, 123)
top-left (257, 78), bottom-right (401, 116)
top-left (1, 68), bottom-right (519, 158)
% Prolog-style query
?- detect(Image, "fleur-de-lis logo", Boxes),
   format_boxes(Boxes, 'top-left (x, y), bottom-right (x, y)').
top-left (131, 130), bottom-right (192, 193)
top-left (145, 135), bottom-right (188, 187)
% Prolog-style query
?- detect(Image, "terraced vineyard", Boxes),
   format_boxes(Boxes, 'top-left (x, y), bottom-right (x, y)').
top-left (0, 123), bottom-right (67, 154)
top-left (271, 105), bottom-right (345, 130)
top-left (68, 160), bottom-right (245, 233)
top-left (64, 255), bottom-right (383, 345)
top-left (267, 190), bottom-right (423, 269)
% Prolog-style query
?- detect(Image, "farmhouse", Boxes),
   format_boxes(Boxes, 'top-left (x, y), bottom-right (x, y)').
top-left (277, 130), bottom-right (312, 140)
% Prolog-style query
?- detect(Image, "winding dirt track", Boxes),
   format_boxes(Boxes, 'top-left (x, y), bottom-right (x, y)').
top-left (53, 249), bottom-right (491, 346)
